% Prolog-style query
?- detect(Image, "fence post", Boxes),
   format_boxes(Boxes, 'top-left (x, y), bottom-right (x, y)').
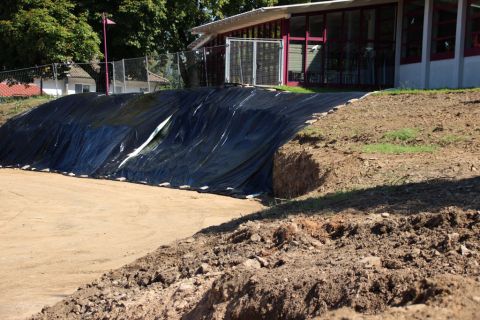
top-left (176, 52), bottom-right (181, 89)
top-left (53, 63), bottom-right (59, 98)
top-left (252, 40), bottom-right (257, 86)
top-left (122, 59), bottom-right (126, 93)
top-left (145, 56), bottom-right (151, 93)
top-left (111, 62), bottom-right (116, 94)
top-left (203, 47), bottom-right (208, 87)
top-left (225, 39), bottom-right (230, 83)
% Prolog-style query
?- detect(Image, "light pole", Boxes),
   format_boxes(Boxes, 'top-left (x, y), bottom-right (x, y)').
top-left (102, 13), bottom-right (115, 95)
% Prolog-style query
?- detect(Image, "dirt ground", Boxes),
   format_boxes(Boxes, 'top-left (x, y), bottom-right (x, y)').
top-left (0, 169), bottom-right (263, 320)
top-left (29, 90), bottom-right (480, 320)
top-left (274, 91), bottom-right (480, 198)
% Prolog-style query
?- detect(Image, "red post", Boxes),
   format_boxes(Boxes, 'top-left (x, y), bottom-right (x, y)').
top-left (102, 13), bottom-right (110, 96)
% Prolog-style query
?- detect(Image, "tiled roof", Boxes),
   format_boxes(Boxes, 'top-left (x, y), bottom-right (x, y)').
top-left (0, 82), bottom-right (42, 97)
top-left (68, 64), bottom-right (95, 79)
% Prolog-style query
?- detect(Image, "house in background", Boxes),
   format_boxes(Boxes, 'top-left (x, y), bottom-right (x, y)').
top-left (113, 71), bottom-right (170, 93)
top-left (32, 65), bottom-right (97, 96)
top-left (190, 0), bottom-right (480, 89)
top-left (32, 65), bottom-right (169, 96)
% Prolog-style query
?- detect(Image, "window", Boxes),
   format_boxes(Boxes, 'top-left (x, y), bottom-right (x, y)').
top-left (290, 16), bottom-right (306, 37)
top-left (326, 12), bottom-right (343, 41)
top-left (74, 84), bottom-right (91, 94)
top-left (286, 4), bottom-right (396, 87)
top-left (288, 40), bottom-right (305, 82)
top-left (431, 0), bottom-right (458, 60)
top-left (306, 42), bottom-right (323, 84)
top-left (401, 0), bottom-right (425, 63)
top-left (309, 15), bottom-right (324, 38)
top-left (465, 0), bottom-right (480, 55)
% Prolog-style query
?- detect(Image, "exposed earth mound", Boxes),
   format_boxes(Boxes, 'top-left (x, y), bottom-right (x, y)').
top-left (30, 90), bottom-right (480, 319)
top-left (32, 177), bottom-right (480, 320)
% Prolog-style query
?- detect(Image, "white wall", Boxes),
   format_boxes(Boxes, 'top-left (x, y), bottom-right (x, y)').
top-left (398, 63), bottom-right (422, 88)
top-left (429, 59), bottom-right (456, 89)
top-left (463, 55), bottom-right (480, 88)
top-left (66, 79), bottom-right (96, 95)
top-left (33, 78), bottom-right (64, 96)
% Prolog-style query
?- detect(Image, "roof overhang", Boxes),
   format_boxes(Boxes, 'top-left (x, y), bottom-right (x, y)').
top-left (191, 0), bottom-right (397, 36)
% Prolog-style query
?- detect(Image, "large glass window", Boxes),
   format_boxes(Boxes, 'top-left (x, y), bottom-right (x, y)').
top-left (286, 4), bottom-right (396, 87)
top-left (401, 0), bottom-right (425, 63)
top-left (306, 42), bottom-right (323, 84)
top-left (288, 41), bottom-right (305, 82)
top-left (309, 15), bottom-right (324, 38)
top-left (326, 11), bottom-right (343, 40)
top-left (431, 0), bottom-right (458, 60)
top-left (465, 0), bottom-right (480, 55)
top-left (290, 16), bottom-right (306, 37)
top-left (344, 10), bottom-right (360, 41)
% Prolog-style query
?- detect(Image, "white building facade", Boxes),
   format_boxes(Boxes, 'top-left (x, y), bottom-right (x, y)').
top-left (191, 0), bottom-right (480, 89)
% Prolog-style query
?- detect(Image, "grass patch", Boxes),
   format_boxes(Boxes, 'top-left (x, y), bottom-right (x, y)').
top-left (376, 87), bottom-right (480, 95)
top-left (296, 127), bottom-right (325, 141)
top-left (0, 95), bottom-right (52, 124)
top-left (362, 143), bottom-right (436, 154)
top-left (274, 85), bottom-right (366, 94)
top-left (439, 134), bottom-right (468, 146)
top-left (383, 128), bottom-right (419, 142)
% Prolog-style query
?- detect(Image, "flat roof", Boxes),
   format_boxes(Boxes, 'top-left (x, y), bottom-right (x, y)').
top-left (191, 0), bottom-right (396, 36)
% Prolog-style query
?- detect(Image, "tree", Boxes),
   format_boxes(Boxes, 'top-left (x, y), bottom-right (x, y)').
top-left (0, 0), bottom-right (101, 69)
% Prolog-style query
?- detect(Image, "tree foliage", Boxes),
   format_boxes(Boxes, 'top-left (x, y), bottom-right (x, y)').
top-left (0, 0), bottom-right (314, 69)
top-left (0, 0), bottom-right (101, 68)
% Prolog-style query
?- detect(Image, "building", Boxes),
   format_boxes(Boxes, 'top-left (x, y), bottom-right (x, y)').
top-left (32, 64), bottom-right (97, 96)
top-left (31, 64), bottom-right (169, 96)
top-left (0, 82), bottom-right (42, 97)
top-left (190, 0), bottom-right (480, 89)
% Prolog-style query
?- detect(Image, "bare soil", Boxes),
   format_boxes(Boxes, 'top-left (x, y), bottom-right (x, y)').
top-left (29, 91), bottom-right (480, 320)
top-left (274, 91), bottom-right (480, 198)
top-left (32, 177), bottom-right (480, 320)
top-left (0, 169), bottom-right (262, 320)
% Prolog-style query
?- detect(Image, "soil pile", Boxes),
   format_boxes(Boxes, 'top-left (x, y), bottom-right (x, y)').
top-left (32, 91), bottom-right (480, 319)
top-left (32, 177), bottom-right (480, 319)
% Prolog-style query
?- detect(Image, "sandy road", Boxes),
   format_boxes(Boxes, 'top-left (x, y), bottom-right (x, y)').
top-left (0, 169), bottom-right (263, 320)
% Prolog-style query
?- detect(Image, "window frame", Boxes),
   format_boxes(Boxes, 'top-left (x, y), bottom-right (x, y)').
top-left (465, 0), bottom-right (480, 56)
top-left (401, 0), bottom-right (426, 64)
top-left (286, 3), bottom-right (396, 88)
top-left (430, 0), bottom-right (458, 61)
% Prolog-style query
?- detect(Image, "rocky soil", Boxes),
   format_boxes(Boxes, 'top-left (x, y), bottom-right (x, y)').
top-left (31, 91), bottom-right (480, 319)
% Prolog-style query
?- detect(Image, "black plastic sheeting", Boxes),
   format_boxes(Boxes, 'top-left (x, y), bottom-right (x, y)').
top-left (0, 87), bottom-right (364, 196)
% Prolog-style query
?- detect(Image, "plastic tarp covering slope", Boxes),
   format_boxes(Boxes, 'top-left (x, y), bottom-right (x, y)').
top-left (0, 87), bottom-right (364, 196)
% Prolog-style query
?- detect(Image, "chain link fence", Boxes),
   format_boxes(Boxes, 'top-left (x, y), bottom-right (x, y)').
top-left (225, 38), bottom-right (283, 86)
top-left (1, 41), bottom-right (282, 100)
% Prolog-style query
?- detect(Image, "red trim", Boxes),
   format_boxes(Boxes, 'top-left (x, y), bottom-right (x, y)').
top-left (282, 18), bottom-right (289, 85)
top-left (401, 56), bottom-right (421, 64)
top-left (430, 0), bottom-right (458, 60)
top-left (401, 0), bottom-right (425, 65)
top-left (465, 0), bottom-right (480, 57)
top-left (465, 48), bottom-right (480, 56)
top-left (431, 51), bottom-right (454, 61)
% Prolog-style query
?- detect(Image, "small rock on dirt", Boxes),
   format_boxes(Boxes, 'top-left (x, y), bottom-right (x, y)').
top-left (242, 259), bottom-right (261, 269)
top-left (250, 234), bottom-right (261, 242)
top-left (197, 263), bottom-right (211, 274)
top-left (360, 256), bottom-right (382, 269)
